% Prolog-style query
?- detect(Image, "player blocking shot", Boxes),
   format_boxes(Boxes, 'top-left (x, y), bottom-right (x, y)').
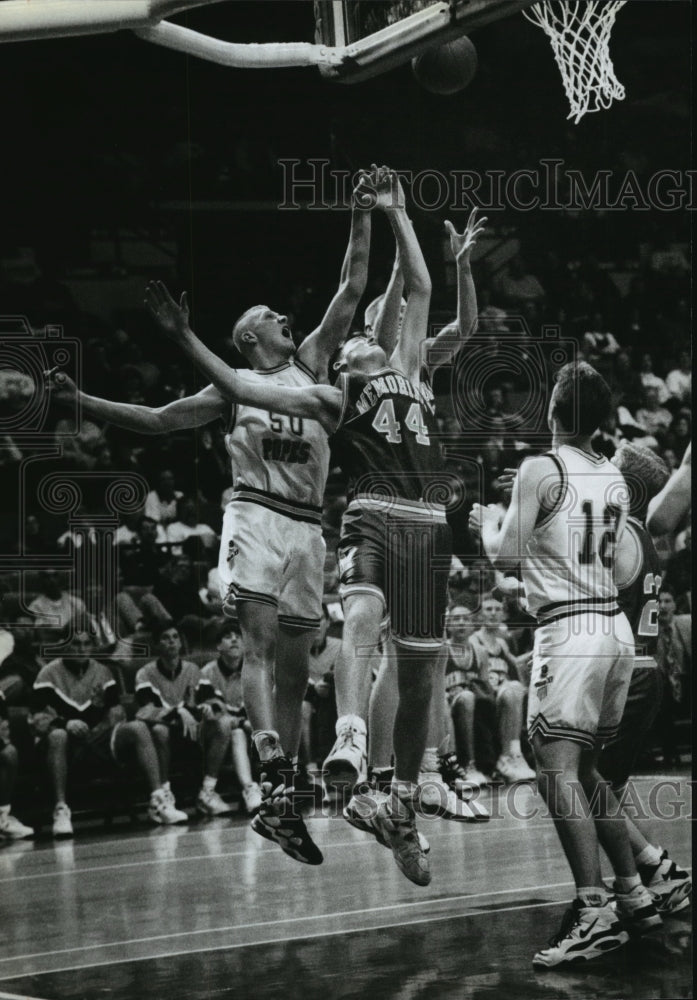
top-left (470, 361), bottom-right (662, 968)
top-left (151, 170), bottom-right (460, 886)
top-left (44, 178), bottom-right (373, 866)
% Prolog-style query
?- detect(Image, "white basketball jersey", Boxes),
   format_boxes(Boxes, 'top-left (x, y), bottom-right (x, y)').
top-left (523, 445), bottom-right (629, 623)
top-left (224, 358), bottom-right (329, 522)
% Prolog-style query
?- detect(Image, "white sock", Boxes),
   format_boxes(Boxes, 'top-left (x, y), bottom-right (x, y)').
top-left (253, 729), bottom-right (281, 750)
top-left (577, 886), bottom-right (608, 907)
top-left (636, 843), bottom-right (662, 867)
top-left (508, 739), bottom-right (522, 756)
top-left (336, 714), bottom-right (366, 735)
top-left (615, 874), bottom-right (641, 894)
top-left (202, 775), bottom-right (217, 793)
top-left (0, 804), bottom-right (10, 817)
top-left (390, 779), bottom-right (418, 818)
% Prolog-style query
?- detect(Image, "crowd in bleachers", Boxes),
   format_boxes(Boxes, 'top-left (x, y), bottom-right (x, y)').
top-left (0, 214), bottom-right (691, 840)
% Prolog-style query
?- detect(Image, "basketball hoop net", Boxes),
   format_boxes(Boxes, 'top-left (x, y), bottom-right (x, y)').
top-left (523, 1), bottom-right (627, 124)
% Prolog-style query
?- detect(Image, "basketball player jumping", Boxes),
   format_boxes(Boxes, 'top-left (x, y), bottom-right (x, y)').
top-left (470, 361), bottom-right (661, 967)
top-left (45, 175), bottom-right (374, 865)
top-left (147, 169), bottom-right (477, 885)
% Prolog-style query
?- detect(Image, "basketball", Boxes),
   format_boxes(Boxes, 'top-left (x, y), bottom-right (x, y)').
top-left (412, 35), bottom-right (478, 96)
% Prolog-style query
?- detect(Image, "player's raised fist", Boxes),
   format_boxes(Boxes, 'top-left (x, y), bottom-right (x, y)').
top-left (145, 280), bottom-right (191, 341)
top-left (352, 167), bottom-right (378, 209)
top-left (373, 168), bottom-right (405, 213)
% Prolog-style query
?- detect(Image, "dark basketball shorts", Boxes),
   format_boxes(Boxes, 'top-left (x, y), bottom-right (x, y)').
top-left (338, 496), bottom-right (452, 651)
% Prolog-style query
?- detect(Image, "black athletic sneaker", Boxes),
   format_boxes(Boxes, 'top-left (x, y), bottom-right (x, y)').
top-left (639, 850), bottom-right (692, 916)
top-left (533, 898), bottom-right (629, 968)
top-left (251, 763), bottom-right (323, 866)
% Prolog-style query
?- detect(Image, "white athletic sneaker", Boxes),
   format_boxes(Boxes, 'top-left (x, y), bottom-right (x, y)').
top-left (197, 787), bottom-right (233, 817)
top-left (148, 789), bottom-right (188, 825)
top-left (496, 753), bottom-right (536, 784)
top-left (416, 770), bottom-right (490, 822)
top-left (613, 882), bottom-right (663, 934)
top-left (52, 803), bottom-right (73, 838)
top-left (323, 720), bottom-right (367, 791)
top-left (533, 899), bottom-right (629, 967)
top-left (0, 812), bottom-right (34, 840)
top-left (242, 782), bottom-right (263, 815)
top-left (639, 850), bottom-right (693, 915)
top-left (462, 762), bottom-right (491, 789)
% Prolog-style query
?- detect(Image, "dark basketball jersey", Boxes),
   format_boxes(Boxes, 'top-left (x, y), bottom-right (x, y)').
top-left (617, 516), bottom-right (662, 658)
top-left (333, 368), bottom-right (445, 502)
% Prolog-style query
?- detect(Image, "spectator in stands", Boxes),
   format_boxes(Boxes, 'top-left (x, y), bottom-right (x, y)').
top-left (56, 506), bottom-right (99, 555)
top-left (469, 593), bottom-right (535, 783)
top-left (666, 411), bottom-right (691, 462)
top-left (152, 553), bottom-right (216, 638)
top-left (654, 589), bottom-right (691, 765)
top-left (0, 617), bottom-right (45, 705)
top-left (0, 688), bottom-right (33, 840)
top-left (582, 314), bottom-right (621, 362)
top-left (119, 515), bottom-right (168, 586)
top-left (664, 527), bottom-right (691, 613)
top-left (28, 570), bottom-right (96, 631)
top-left (53, 412), bottom-right (105, 471)
top-left (165, 497), bottom-right (217, 551)
top-left (23, 514), bottom-right (56, 555)
top-left (639, 353), bottom-right (669, 404)
top-left (135, 622), bottom-right (234, 817)
top-left (144, 469), bottom-right (182, 526)
top-left (30, 620), bottom-right (187, 835)
top-left (443, 606), bottom-right (490, 787)
top-left (613, 351), bottom-right (643, 414)
top-left (495, 256), bottom-right (545, 309)
top-left (200, 622), bottom-right (262, 814)
top-left (593, 412), bottom-right (625, 459)
top-left (665, 351), bottom-right (691, 406)
top-left (635, 386), bottom-right (673, 441)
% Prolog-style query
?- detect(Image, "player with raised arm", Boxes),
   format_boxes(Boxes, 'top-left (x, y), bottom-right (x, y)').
top-left (45, 178), bottom-right (373, 865)
top-left (351, 206), bottom-right (491, 819)
top-left (470, 361), bottom-right (661, 967)
top-left (147, 170), bottom-right (474, 885)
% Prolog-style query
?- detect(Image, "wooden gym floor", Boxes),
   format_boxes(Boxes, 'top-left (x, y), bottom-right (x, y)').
top-left (0, 772), bottom-right (691, 1000)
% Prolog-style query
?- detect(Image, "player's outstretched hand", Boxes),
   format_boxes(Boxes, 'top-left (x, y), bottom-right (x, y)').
top-left (43, 366), bottom-right (78, 403)
top-left (145, 280), bottom-right (191, 341)
top-left (444, 207), bottom-right (487, 263)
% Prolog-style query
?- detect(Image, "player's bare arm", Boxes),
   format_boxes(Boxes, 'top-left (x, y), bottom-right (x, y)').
top-left (297, 171), bottom-right (374, 381)
top-left (377, 171), bottom-right (432, 384)
top-left (373, 244), bottom-right (404, 359)
top-left (43, 367), bottom-right (225, 433)
top-left (145, 281), bottom-right (342, 432)
top-left (431, 209), bottom-right (487, 366)
top-left (421, 209), bottom-right (487, 377)
top-left (647, 441), bottom-right (691, 534)
top-left (469, 454), bottom-right (557, 566)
